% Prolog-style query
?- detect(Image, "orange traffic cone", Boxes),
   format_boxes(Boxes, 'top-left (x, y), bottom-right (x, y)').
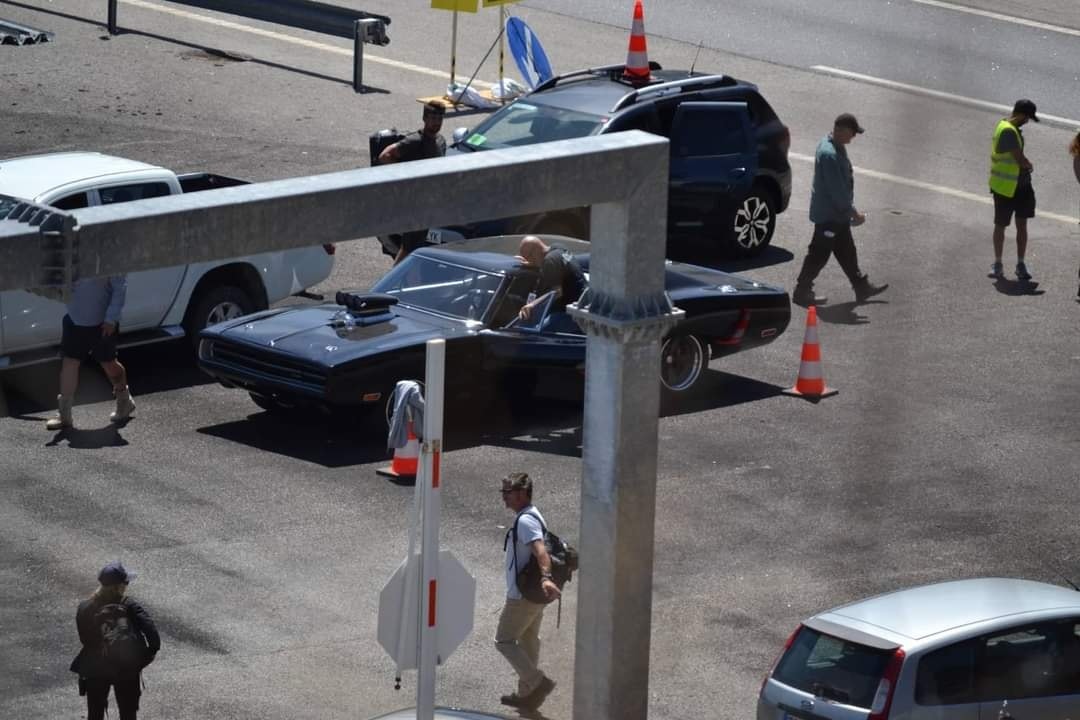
top-left (623, 0), bottom-right (651, 84)
top-left (782, 306), bottom-right (838, 400)
top-left (377, 420), bottom-right (420, 480)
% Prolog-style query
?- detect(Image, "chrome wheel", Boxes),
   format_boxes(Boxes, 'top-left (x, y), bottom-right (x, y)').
top-left (660, 335), bottom-right (707, 393)
top-left (732, 193), bottom-right (774, 252)
top-left (206, 300), bottom-right (246, 326)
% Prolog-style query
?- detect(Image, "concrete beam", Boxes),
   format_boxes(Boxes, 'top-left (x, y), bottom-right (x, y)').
top-left (0, 133), bottom-right (669, 291)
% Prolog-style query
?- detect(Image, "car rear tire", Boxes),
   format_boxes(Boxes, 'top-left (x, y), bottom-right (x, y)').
top-left (184, 285), bottom-right (255, 347)
top-left (728, 184), bottom-right (777, 257)
top-left (660, 334), bottom-right (708, 394)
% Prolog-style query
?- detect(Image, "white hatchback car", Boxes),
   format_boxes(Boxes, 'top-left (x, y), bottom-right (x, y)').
top-left (758, 578), bottom-right (1080, 720)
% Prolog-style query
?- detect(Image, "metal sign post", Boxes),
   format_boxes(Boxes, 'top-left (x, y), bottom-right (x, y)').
top-left (377, 340), bottom-right (475, 720)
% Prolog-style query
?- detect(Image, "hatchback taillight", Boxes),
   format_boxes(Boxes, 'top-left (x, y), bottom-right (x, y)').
top-left (867, 647), bottom-right (905, 720)
top-left (760, 624), bottom-right (803, 696)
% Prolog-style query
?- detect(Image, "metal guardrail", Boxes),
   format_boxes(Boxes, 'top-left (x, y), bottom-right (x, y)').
top-left (106, 0), bottom-right (390, 91)
top-left (0, 18), bottom-right (54, 44)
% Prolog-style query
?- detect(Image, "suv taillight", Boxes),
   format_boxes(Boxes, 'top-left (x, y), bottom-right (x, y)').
top-left (867, 648), bottom-right (905, 720)
top-left (760, 624), bottom-right (803, 696)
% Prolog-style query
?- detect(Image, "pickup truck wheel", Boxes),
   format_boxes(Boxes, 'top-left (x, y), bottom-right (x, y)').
top-left (729, 186), bottom-right (777, 257)
top-left (660, 334), bottom-right (708, 394)
top-left (185, 285), bottom-right (255, 344)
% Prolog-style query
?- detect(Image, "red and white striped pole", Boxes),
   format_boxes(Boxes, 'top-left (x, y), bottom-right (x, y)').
top-left (416, 339), bottom-right (445, 720)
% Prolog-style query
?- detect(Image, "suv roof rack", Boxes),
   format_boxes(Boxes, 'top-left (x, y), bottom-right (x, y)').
top-left (533, 61), bottom-right (664, 93)
top-left (610, 74), bottom-right (731, 113)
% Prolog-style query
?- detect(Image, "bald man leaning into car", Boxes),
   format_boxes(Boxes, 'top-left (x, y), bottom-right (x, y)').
top-left (515, 236), bottom-right (587, 320)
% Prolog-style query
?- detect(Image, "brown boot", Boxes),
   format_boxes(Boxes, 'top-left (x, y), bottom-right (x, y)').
top-left (110, 386), bottom-right (136, 423)
top-left (45, 394), bottom-right (74, 431)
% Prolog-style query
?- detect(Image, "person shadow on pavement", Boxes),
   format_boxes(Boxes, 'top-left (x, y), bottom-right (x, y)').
top-left (816, 299), bottom-right (886, 325)
top-left (45, 424), bottom-right (130, 449)
top-left (991, 276), bottom-right (1044, 296)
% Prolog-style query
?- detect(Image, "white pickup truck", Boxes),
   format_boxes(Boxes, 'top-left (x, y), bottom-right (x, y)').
top-left (0, 151), bottom-right (335, 368)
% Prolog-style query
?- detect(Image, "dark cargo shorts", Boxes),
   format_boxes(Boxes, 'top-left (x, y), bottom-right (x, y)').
top-left (992, 185), bottom-right (1036, 227)
top-left (61, 315), bottom-right (118, 362)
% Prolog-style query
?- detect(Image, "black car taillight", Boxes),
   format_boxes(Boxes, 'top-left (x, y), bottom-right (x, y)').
top-left (867, 647), bottom-right (905, 720)
top-left (760, 624), bottom-right (803, 696)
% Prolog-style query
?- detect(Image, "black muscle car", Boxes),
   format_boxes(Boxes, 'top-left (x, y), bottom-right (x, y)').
top-left (196, 237), bottom-right (790, 419)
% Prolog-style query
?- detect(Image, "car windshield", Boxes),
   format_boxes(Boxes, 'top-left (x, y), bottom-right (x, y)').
top-left (457, 101), bottom-right (605, 151)
top-left (771, 626), bottom-right (893, 710)
top-left (371, 254), bottom-right (503, 321)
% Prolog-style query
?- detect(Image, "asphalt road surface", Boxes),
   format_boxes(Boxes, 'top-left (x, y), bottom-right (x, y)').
top-left (1, 1), bottom-right (1079, 719)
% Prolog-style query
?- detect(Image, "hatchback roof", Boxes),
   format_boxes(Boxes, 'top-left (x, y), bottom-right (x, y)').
top-left (528, 67), bottom-right (738, 116)
top-left (817, 578), bottom-right (1080, 641)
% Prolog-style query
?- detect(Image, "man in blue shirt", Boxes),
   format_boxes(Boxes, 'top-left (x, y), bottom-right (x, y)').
top-left (793, 113), bottom-right (888, 308)
top-left (46, 276), bottom-right (136, 430)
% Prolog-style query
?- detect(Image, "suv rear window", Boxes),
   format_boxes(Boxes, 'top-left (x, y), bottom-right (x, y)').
top-left (772, 626), bottom-right (893, 709)
top-left (460, 102), bottom-right (603, 151)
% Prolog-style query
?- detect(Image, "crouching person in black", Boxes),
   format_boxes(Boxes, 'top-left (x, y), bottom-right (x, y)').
top-left (72, 561), bottom-right (160, 720)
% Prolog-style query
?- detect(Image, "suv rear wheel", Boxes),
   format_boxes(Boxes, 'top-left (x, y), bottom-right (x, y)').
top-left (730, 184), bottom-right (777, 257)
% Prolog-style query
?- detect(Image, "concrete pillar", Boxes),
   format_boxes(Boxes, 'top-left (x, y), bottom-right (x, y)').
top-left (568, 150), bottom-right (681, 720)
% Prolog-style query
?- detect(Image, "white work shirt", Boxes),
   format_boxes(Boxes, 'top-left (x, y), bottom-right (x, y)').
top-left (504, 505), bottom-right (545, 600)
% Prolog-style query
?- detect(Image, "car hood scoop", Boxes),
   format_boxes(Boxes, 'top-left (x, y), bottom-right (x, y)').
top-left (216, 304), bottom-right (461, 363)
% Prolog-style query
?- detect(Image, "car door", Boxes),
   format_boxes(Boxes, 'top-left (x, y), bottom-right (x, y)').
top-left (0, 191), bottom-right (92, 354)
top-left (95, 181), bottom-right (186, 330)
top-left (667, 101), bottom-right (757, 239)
top-left (482, 290), bottom-right (586, 373)
top-left (975, 620), bottom-right (1080, 720)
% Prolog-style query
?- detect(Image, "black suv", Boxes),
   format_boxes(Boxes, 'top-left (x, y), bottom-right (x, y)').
top-left (438, 62), bottom-right (792, 259)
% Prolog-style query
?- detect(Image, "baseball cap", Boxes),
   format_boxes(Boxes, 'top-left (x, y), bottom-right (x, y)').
top-left (834, 113), bottom-right (865, 134)
top-left (98, 560), bottom-right (137, 586)
top-left (1013, 99), bottom-right (1039, 122)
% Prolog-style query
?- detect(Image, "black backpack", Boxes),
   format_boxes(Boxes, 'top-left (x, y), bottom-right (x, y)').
top-left (509, 510), bottom-right (579, 605)
top-left (93, 602), bottom-right (146, 673)
top-left (369, 128), bottom-right (405, 166)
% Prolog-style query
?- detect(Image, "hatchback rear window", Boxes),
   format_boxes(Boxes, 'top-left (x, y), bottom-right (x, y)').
top-left (772, 626), bottom-right (893, 709)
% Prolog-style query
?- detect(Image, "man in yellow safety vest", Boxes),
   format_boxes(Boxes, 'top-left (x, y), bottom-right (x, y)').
top-left (989, 99), bottom-right (1039, 280)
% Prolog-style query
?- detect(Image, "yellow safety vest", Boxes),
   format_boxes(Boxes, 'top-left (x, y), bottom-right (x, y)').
top-left (989, 119), bottom-right (1022, 198)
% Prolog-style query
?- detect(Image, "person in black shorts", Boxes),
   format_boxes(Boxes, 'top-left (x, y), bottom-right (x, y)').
top-left (46, 276), bottom-right (135, 431)
top-left (990, 99), bottom-right (1039, 280)
top-left (377, 102), bottom-right (447, 265)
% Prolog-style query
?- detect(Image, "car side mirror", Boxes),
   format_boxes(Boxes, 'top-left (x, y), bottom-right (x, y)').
top-left (452, 127), bottom-right (470, 145)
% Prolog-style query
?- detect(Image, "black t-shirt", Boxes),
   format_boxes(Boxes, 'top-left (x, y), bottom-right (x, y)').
top-left (538, 246), bottom-right (587, 312)
top-left (396, 131), bottom-right (446, 162)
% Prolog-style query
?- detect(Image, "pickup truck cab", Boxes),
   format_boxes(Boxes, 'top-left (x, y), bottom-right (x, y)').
top-left (0, 151), bottom-right (334, 367)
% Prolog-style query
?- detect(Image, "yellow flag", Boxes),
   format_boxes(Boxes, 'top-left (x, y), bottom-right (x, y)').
top-left (432, 0), bottom-right (479, 11)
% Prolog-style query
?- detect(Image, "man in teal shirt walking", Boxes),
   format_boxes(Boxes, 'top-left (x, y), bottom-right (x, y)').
top-left (793, 113), bottom-right (888, 308)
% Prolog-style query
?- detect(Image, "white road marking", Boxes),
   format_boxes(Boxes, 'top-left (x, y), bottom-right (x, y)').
top-left (910, 0), bottom-right (1080, 38)
top-left (812, 66), bottom-right (1080, 129)
top-left (120, 0), bottom-right (1076, 224)
top-left (790, 152), bottom-right (1077, 225)
top-left (120, 0), bottom-right (491, 85)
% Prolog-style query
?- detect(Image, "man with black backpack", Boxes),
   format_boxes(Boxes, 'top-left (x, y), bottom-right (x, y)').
top-left (496, 472), bottom-right (562, 710)
top-left (72, 561), bottom-right (160, 720)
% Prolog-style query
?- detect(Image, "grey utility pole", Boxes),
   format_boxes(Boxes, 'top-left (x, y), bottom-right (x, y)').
top-left (569, 154), bottom-right (682, 719)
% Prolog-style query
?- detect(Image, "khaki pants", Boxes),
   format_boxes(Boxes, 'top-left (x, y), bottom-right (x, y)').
top-left (495, 597), bottom-right (546, 695)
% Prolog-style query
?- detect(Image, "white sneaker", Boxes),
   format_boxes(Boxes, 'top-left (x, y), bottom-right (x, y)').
top-left (110, 387), bottom-right (136, 423)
